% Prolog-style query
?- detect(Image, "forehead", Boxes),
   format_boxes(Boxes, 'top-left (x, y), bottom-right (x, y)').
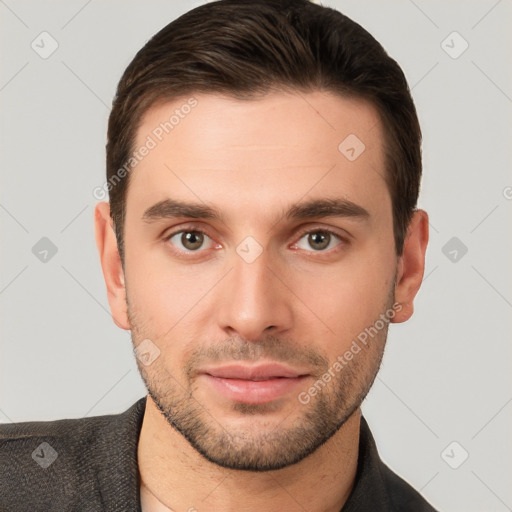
top-left (126, 90), bottom-right (389, 224)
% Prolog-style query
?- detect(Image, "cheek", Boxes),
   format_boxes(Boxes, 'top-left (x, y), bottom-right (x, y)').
top-left (292, 246), bottom-right (395, 344)
top-left (125, 254), bottom-right (219, 338)
top-left (124, 256), bottom-right (178, 336)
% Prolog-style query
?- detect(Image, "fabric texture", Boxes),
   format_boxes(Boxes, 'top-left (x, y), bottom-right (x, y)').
top-left (0, 396), bottom-right (438, 511)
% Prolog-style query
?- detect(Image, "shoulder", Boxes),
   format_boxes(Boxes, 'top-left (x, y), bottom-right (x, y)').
top-left (353, 415), bottom-right (439, 512)
top-left (378, 461), bottom-right (439, 512)
top-left (0, 397), bottom-right (146, 511)
top-left (0, 411), bottom-right (115, 468)
top-left (0, 401), bottom-right (139, 461)
top-left (1, 407), bottom-right (122, 440)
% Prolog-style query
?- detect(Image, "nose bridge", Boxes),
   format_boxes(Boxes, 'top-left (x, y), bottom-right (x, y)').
top-left (234, 245), bottom-right (273, 300)
top-left (216, 241), bottom-right (293, 340)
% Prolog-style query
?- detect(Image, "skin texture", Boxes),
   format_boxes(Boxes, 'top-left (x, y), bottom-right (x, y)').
top-left (95, 90), bottom-right (428, 512)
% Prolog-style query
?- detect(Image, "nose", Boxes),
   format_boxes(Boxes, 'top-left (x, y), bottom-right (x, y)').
top-left (216, 245), bottom-right (294, 342)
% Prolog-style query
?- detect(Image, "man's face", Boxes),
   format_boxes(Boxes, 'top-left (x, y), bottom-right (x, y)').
top-left (122, 91), bottom-right (398, 470)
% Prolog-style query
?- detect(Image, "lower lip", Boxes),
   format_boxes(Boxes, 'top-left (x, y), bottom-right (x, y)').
top-left (201, 374), bottom-right (309, 404)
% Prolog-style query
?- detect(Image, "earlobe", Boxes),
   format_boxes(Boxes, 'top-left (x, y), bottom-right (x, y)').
top-left (391, 209), bottom-right (429, 324)
top-left (94, 202), bottom-right (130, 330)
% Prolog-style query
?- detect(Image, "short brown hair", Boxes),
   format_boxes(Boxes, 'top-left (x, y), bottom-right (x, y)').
top-left (106, 0), bottom-right (422, 261)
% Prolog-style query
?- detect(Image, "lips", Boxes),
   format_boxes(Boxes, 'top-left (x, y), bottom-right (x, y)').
top-left (201, 363), bottom-right (308, 380)
top-left (199, 363), bottom-right (310, 404)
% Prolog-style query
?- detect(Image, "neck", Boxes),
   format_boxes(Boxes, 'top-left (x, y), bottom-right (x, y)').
top-left (137, 396), bottom-right (360, 512)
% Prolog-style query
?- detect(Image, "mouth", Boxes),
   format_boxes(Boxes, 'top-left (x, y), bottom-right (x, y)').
top-left (198, 363), bottom-right (311, 404)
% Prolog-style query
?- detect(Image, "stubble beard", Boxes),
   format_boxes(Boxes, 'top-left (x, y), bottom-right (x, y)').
top-left (128, 290), bottom-right (393, 471)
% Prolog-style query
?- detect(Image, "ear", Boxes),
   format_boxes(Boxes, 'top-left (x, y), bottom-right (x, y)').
top-left (391, 209), bottom-right (429, 324)
top-left (94, 202), bottom-right (130, 330)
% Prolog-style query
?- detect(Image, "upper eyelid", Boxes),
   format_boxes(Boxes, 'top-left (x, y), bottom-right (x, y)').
top-left (164, 224), bottom-right (349, 248)
top-left (164, 224), bottom-right (214, 241)
top-left (294, 225), bottom-right (348, 241)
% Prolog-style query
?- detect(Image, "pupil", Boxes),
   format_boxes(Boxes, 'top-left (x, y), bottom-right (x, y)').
top-left (309, 232), bottom-right (329, 250)
top-left (183, 232), bottom-right (203, 250)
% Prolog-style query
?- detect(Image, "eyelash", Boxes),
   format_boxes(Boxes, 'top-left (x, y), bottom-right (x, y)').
top-left (163, 225), bottom-right (349, 257)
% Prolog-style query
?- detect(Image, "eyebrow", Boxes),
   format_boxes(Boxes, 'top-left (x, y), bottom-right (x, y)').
top-left (142, 197), bottom-right (370, 225)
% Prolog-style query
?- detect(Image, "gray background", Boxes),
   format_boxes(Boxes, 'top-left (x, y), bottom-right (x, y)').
top-left (1, 1), bottom-right (511, 511)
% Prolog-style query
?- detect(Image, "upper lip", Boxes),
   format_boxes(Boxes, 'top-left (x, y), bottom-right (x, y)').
top-left (200, 363), bottom-right (309, 381)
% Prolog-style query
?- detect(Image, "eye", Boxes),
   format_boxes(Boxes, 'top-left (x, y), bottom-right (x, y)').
top-left (293, 229), bottom-right (345, 252)
top-left (166, 229), bottom-right (215, 253)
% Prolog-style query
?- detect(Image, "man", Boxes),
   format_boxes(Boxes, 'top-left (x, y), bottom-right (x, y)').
top-left (0, 1), bottom-right (437, 510)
